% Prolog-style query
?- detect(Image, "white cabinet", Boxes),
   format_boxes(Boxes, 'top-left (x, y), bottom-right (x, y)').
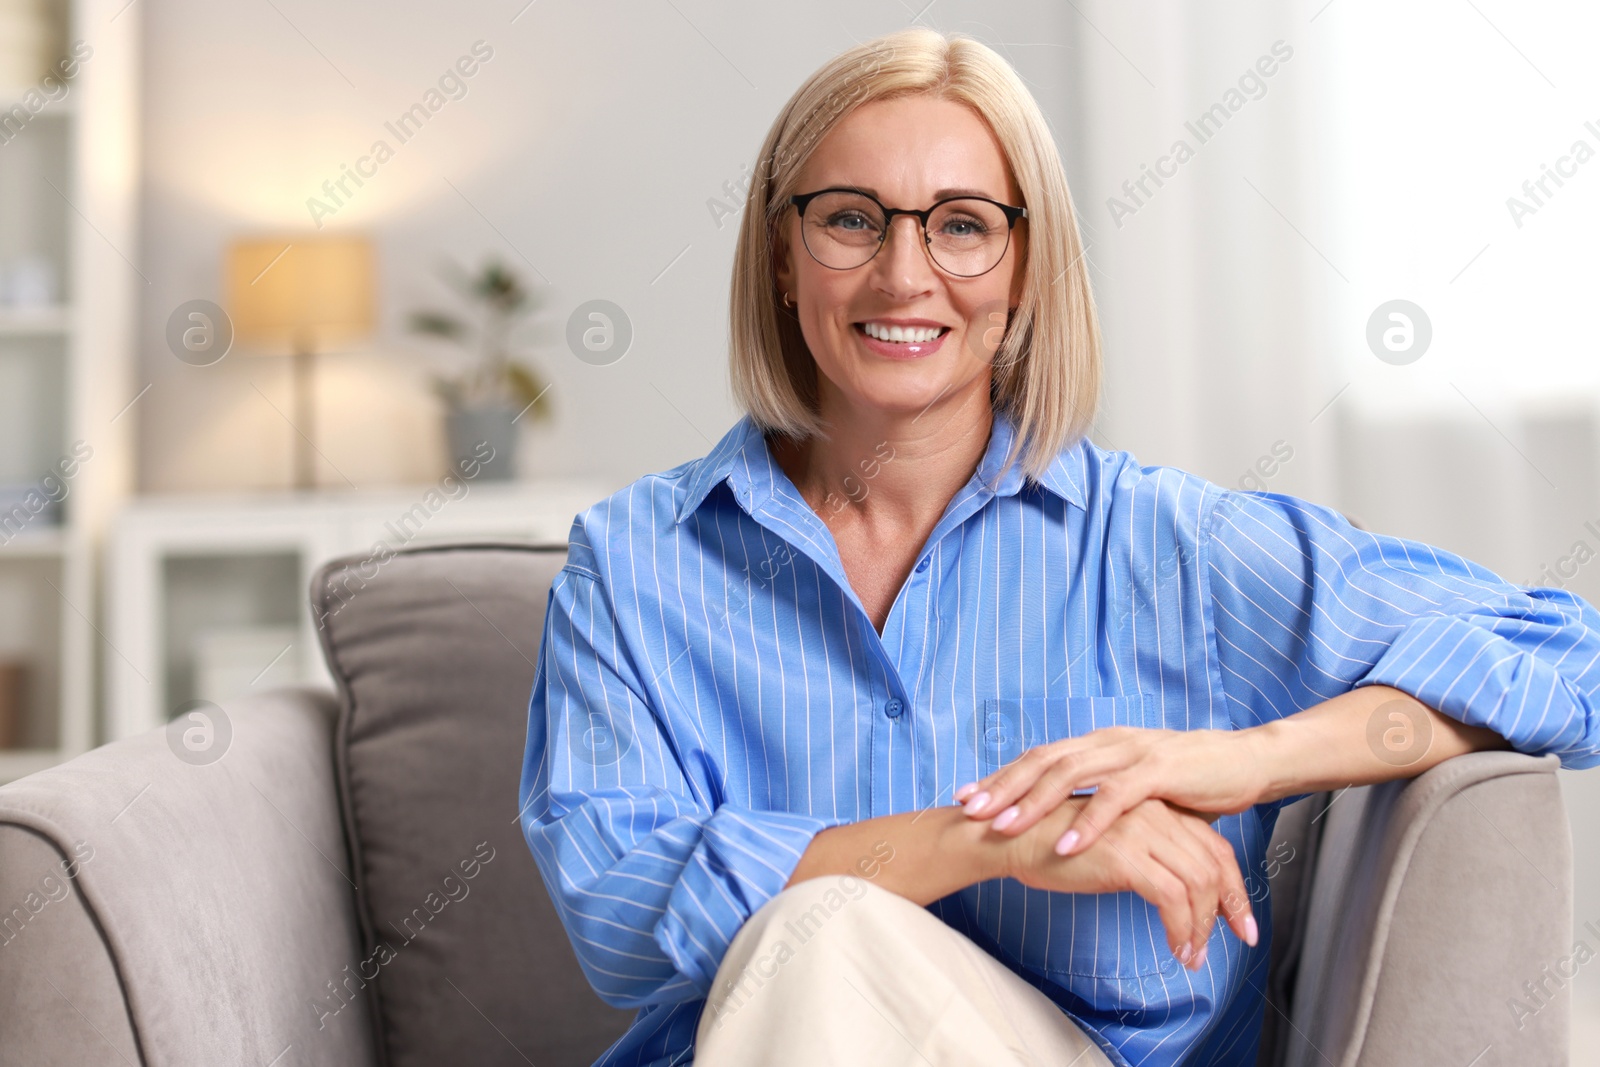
top-left (104, 479), bottom-right (607, 742)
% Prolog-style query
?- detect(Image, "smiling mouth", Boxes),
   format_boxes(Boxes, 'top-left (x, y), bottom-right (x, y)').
top-left (853, 322), bottom-right (952, 344)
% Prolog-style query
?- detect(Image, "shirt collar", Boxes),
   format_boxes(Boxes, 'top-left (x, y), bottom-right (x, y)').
top-left (673, 408), bottom-right (1088, 526)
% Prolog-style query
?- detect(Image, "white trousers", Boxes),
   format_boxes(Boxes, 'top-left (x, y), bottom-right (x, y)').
top-left (694, 874), bottom-right (1115, 1066)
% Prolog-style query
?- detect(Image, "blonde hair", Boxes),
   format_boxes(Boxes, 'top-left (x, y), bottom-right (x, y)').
top-left (728, 26), bottom-right (1102, 484)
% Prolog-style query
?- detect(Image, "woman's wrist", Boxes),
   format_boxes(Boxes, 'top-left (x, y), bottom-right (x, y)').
top-left (1236, 687), bottom-right (1391, 804)
top-left (788, 804), bottom-right (1016, 907)
top-left (937, 801), bottom-right (1019, 887)
top-left (1239, 717), bottom-right (1299, 806)
top-left (1239, 684), bottom-right (1510, 804)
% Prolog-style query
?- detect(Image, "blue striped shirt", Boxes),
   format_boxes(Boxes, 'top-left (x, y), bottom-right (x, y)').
top-left (518, 409), bottom-right (1600, 1067)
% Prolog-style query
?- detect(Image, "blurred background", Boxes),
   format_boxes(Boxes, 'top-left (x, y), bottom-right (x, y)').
top-left (0, 0), bottom-right (1595, 1054)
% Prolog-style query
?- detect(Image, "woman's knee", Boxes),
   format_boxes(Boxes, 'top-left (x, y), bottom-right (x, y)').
top-left (714, 875), bottom-right (910, 988)
top-left (743, 872), bottom-right (928, 958)
top-left (702, 875), bottom-right (912, 1034)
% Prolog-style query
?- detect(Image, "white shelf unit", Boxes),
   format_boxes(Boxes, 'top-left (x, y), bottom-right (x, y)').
top-left (104, 479), bottom-right (609, 743)
top-left (0, 0), bottom-right (139, 783)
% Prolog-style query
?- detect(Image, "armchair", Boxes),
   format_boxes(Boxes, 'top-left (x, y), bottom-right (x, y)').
top-left (0, 543), bottom-right (1572, 1065)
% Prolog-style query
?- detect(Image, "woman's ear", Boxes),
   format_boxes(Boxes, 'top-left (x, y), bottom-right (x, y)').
top-left (771, 220), bottom-right (795, 300)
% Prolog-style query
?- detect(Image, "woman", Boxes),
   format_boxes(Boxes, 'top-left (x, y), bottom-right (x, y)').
top-left (519, 26), bottom-right (1600, 1067)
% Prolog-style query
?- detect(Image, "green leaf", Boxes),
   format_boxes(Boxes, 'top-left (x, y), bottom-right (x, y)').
top-left (409, 311), bottom-right (467, 340)
top-left (476, 260), bottom-right (530, 314)
top-left (505, 361), bottom-right (552, 419)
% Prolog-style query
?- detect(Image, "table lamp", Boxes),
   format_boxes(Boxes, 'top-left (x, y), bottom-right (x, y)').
top-left (226, 235), bottom-right (375, 491)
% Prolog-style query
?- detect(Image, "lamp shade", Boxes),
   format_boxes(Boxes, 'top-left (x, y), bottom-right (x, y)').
top-left (226, 234), bottom-right (375, 354)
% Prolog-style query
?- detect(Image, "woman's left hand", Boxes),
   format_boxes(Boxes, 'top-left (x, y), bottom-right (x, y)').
top-left (953, 727), bottom-right (1274, 857)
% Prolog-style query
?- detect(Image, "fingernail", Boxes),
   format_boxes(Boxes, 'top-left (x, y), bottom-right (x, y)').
top-left (1178, 944), bottom-right (1191, 964)
top-left (1244, 915), bottom-right (1258, 947)
top-left (963, 791), bottom-right (991, 815)
top-left (953, 782), bottom-right (979, 802)
top-left (1053, 829), bottom-right (1079, 856)
top-left (1195, 944), bottom-right (1208, 969)
top-left (991, 805), bottom-right (1020, 831)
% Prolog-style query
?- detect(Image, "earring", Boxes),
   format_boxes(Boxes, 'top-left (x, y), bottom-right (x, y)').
top-left (782, 291), bottom-right (795, 309)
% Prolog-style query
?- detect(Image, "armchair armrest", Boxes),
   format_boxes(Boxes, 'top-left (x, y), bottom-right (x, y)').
top-left (1283, 750), bottom-right (1570, 1067)
top-left (0, 686), bottom-right (379, 1067)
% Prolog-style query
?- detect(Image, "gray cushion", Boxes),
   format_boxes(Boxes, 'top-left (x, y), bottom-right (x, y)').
top-left (312, 542), bottom-right (634, 1067)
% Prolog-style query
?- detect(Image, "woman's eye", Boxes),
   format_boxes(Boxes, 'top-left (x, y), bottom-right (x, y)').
top-left (827, 212), bottom-right (875, 231)
top-left (943, 217), bottom-right (988, 237)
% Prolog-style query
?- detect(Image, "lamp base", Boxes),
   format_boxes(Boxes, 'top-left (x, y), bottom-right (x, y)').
top-left (292, 346), bottom-right (316, 491)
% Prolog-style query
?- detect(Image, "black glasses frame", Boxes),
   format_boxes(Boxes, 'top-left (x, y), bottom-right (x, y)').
top-left (787, 186), bottom-right (1027, 277)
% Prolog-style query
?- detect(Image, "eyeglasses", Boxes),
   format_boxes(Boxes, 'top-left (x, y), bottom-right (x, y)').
top-left (787, 187), bottom-right (1027, 278)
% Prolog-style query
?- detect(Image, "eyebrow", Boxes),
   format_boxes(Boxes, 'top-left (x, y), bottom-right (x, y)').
top-left (843, 185), bottom-right (1001, 201)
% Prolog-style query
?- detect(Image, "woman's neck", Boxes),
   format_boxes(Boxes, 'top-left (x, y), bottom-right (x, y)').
top-left (771, 393), bottom-right (995, 537)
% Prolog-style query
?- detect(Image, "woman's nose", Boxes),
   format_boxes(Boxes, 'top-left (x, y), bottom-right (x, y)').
top-left (869, 216), bottom-right (938, 297)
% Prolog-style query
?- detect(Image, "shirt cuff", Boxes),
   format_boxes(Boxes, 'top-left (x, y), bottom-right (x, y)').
top-left (654, 806), bottom-right (850, 994)
top-left (1357, 613), bottom-right (1597, 767)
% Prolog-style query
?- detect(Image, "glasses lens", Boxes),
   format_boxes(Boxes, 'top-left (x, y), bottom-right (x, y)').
top-left (926, 198), bottom-right (1012, 276)
top-left (800, 191), bottom-right (886, 270)
top-left (798, 192), bottom-right (1014, 276)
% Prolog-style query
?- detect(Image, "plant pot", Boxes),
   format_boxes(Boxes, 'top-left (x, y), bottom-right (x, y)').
top-left (445, 403), bottom-right (519, 481)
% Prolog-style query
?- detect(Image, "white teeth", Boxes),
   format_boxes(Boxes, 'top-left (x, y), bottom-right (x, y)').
top-left (862, 322), bottom-right (943, 343)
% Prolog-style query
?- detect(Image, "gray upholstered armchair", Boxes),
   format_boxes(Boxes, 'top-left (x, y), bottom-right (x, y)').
top-left (0, 543), bottom-right (1573, 1065)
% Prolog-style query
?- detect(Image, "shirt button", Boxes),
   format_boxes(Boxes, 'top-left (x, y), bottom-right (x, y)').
top-left (915, 557), bottom-right (929, 573)
top-left (884, 698), bottom-right (904, 718)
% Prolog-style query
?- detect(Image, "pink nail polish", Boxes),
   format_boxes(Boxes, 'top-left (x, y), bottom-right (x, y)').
top-left (1244, 915), bottom-right (1258, 947)
top-left (1178, 944), bottom-right (1191, 964)
top-left (953, 782), bottom-right (978, 802)
top-left (1053, 829), bottom-right (1079, 856)
top-left (963, 790), bottom-right (991, 815)
top-left (992, 805), bottom-right (1020, 831)
top-left (1195, 944), bottom-right (1208, 969)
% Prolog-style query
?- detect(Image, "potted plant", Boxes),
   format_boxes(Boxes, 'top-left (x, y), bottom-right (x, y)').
top-left (407, 259), bottom-right (554, 480)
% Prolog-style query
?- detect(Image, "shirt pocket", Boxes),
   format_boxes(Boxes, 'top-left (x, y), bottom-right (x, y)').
top-left (975, 694), bottom-right (1173, 982)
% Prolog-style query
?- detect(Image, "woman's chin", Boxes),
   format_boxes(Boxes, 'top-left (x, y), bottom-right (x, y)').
top-left (839, 380), bottom-right (967, 422)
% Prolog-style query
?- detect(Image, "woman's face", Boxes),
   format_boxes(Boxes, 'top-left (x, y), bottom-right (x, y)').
top-left (775, 94), bottom-right (1028, 423)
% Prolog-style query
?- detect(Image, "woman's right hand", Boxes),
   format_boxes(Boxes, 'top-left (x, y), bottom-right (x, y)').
top-left (1001, 795), bottom-right (1257, 969)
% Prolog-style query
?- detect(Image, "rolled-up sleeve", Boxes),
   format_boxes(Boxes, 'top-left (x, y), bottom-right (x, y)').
top-left (518, 558), bottom-right (845, 1009)
top-left (1202, 489), bottom-right (1600, 771)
